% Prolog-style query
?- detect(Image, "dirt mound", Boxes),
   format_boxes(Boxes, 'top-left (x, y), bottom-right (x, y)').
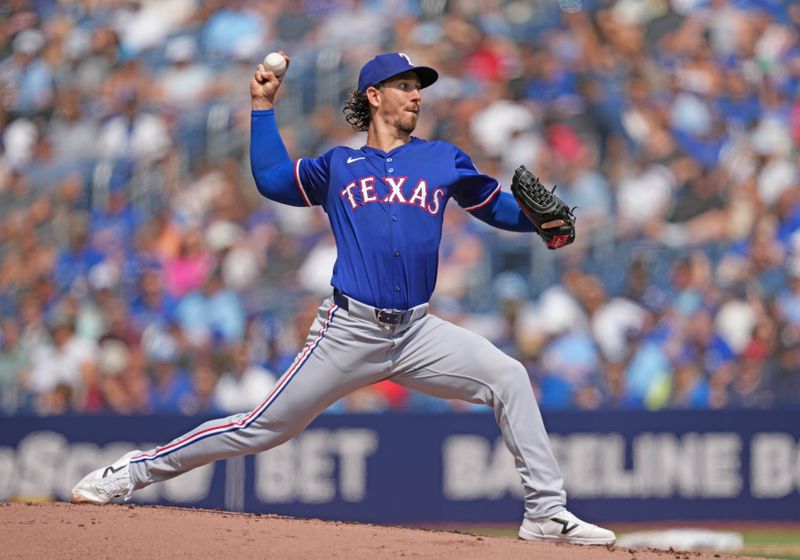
top-left (0, 502), bottom-right (763, 560)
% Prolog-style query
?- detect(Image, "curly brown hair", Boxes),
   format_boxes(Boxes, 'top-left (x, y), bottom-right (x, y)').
top-left (342, 89), bottom-right (372, 132)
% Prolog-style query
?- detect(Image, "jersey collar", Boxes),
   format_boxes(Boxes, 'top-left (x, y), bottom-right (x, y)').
top-left (360, 137), bottom-right (422, 158)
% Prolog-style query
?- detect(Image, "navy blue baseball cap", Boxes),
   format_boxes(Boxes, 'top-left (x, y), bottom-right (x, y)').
top-left (357, 53), bottom-right (439, 93)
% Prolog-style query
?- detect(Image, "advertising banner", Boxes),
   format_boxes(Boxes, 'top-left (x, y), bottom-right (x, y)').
top-left (2, 411), bottom-right (799, 523)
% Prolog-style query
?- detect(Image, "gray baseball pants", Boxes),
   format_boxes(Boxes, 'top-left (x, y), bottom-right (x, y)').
top-left (128, 295), bottom-right (566, 518)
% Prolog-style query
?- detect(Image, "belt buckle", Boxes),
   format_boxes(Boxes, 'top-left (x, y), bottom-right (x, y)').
top-left (375, 308), bottom-right (404, 325)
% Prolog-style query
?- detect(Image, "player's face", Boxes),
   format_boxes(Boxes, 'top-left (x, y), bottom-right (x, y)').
top-left (375, 72), bottom-right (422, 134)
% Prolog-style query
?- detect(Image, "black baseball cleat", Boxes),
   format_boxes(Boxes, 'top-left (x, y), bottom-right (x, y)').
top-left (519, 509), bottom-right (615, 545)
top-left (71, 450), bottom-right (141, 504)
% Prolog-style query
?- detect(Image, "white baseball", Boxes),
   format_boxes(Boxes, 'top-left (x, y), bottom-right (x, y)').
top-left (263, 52), bottom-right (287, 76)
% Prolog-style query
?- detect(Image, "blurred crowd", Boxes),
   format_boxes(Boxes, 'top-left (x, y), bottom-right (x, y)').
top-left (1, 0), bottom-right (799, 416)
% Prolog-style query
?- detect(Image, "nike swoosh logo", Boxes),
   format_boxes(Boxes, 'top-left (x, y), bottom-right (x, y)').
top-left (551, 518), bottom-right (579, 535)
top-left (103, 464), bottom-right (125, 478)
top-left (346, 156), bottom-right (366, 164)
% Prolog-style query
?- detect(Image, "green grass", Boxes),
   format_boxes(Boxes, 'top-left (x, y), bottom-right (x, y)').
top-left (448, 525), bottom-right (800, 559)
top-left (739, 530), bottom-right (800, 560)
top-left (745, 531), bottom-right (800, 545)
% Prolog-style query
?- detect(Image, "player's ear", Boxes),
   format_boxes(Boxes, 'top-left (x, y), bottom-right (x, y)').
top-left (365, 86), bottom-right (381, 109)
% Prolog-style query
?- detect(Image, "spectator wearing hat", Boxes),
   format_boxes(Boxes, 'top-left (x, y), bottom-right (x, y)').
top-left (143, 330), bottom-right (193, 414)
top-left (89, 167), bottom-right (141, 255)
top-left (156, 36), bottom-right (215, 110)
top-left (1, 29), bottom-right (54, 116)
top-left (129, 266), bottom-right (179, 338)
top-left (96, 337), bottom-right (134, 412)
top-left (212, 340), bottom-right (276, 414)
top-left (666, 347), bottom-right (710, 409)
top-left (97, 89), bottom-right (172, 164)
top-left (53, 216), bottom-right (106, 295)
top-left (27, 312), bottom-right (100, 414)
top-left (155, 35), bottom-right (217, 166)
top-left (47, 86), bottom-right (100, 164)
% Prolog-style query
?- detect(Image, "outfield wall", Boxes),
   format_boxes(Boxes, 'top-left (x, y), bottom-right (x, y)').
top-left (2, 411), bottom-right (799, 523)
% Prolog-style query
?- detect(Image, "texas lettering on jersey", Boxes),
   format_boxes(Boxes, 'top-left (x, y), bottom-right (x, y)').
top-left (340, 176), bottom-right (446, 215)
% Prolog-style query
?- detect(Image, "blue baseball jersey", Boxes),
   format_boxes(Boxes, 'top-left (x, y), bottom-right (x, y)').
top-left (250, 110), bottom-right (533, 310)
top-left (294, 139), bottom-right (499, 309)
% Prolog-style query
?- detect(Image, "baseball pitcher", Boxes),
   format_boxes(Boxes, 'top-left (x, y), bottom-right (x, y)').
top-left (72, 51), bottom-right (613, 546)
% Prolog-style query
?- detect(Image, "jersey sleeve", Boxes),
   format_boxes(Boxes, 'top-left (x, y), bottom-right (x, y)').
top-left (251, 110), bottom-right (316, 207)
top-left (296, 151), bottom-right (332, 207)
top-left (450, 146), bottom-right (502, 212)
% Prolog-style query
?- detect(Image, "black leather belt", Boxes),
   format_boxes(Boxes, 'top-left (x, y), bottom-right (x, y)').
top-left (333, 288), bottom-right (414, 326)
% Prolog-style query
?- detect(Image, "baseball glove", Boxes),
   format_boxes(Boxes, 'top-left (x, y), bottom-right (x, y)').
top-left (510, 165), bottom-right (576, 250)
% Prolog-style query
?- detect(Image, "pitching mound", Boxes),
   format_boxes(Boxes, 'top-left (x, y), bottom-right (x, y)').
top-left (1, 502), bottom-right (762, 560)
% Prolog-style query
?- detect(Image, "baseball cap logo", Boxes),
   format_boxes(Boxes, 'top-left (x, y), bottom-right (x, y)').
top-left (398, 53), bottom-right (413, 65)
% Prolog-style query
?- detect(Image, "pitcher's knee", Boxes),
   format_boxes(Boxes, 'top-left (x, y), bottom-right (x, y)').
top-left (493, 358), bottom-right (534, 397)
top-left (247, 417), bottom-right (308, 453)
